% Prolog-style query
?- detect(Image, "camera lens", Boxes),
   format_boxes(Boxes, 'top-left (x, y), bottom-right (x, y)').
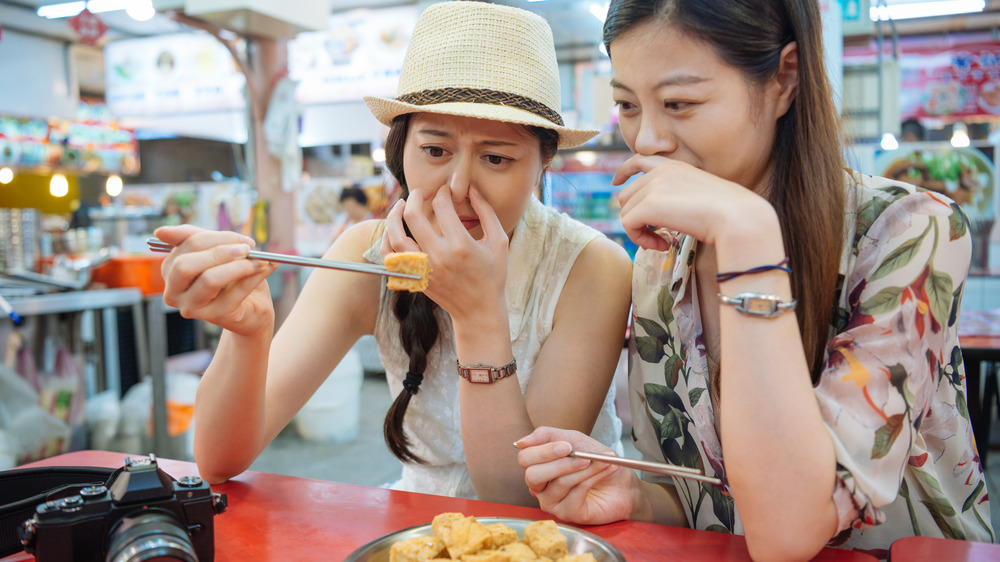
top-left (105, 511), bottom-right (199, 562)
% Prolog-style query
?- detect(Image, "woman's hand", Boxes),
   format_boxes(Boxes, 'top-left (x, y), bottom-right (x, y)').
top-left (615, 155), bottom-right (768, 251)
top-left (515, 427), bottom-right (640, 525)
top-left (156, 225), bottom-right (278, 336)
top-left (380, 186), bottom-right (509, 323)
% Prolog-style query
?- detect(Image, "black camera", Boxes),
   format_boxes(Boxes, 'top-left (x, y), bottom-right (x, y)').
top-left (18, 455), bottom-right (227, 562)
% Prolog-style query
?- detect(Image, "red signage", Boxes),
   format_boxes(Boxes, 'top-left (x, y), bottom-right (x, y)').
top-left (69, 8), bottom-right (108, 46)
top-left (898, 42), bottom-right (1000, 120)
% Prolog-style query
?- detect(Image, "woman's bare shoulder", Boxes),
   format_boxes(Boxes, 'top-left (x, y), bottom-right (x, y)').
top-left (324, 219), bottom-right (385, 261)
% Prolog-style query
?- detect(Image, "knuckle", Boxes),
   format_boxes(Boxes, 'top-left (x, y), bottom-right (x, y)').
top-left (197, 269), bottom-right (229, 293)
top-left (172, 258), bottom-right (200, 281)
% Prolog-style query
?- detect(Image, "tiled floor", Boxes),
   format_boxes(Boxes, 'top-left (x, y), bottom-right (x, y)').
top-left (253, 374), bottom-right (1000, 540)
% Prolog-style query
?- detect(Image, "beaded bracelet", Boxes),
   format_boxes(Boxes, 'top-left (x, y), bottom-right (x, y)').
top-left (716, 257), bottom-right (791, 283)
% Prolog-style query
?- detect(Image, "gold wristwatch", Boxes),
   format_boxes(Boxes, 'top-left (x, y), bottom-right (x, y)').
top-left (456, 358), bottom-right (517, 384)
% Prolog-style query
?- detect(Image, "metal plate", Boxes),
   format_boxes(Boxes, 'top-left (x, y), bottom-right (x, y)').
top-left (344, 517), bottom-right (626, 562)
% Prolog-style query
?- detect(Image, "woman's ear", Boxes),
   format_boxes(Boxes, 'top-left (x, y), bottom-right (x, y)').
top-left (775, 41), bottom-right (799, 118)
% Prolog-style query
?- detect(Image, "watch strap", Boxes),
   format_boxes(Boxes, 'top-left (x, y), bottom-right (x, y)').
top-left (456, 358), bottom-right (517, 384)
top-left (717, 292), bottom-right (797, 318)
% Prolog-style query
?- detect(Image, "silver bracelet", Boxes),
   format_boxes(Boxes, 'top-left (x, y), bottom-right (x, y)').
top-left (717, 292), bottom-right (797, 318)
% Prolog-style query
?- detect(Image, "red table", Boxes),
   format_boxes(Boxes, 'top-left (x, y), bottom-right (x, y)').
top-left (0, 451), bottom-right (879, 561)
top-left (889, 535), bottom-right (1000, 561)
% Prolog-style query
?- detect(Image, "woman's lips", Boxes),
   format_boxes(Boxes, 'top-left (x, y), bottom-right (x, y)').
top-left (459, 216), bottom-right (480, 230)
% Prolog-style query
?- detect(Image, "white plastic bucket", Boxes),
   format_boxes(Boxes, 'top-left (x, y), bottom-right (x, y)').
top-left (294, 349), bottom-right (363, 443)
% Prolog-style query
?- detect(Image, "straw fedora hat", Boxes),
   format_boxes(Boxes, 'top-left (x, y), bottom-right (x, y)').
top-left (363, 1), bottom-right (598, 148)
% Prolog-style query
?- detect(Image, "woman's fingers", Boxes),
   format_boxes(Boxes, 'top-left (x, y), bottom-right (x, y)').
top-left (612, 153), bottom-right (662, 189)
top-left (187, 262), bottom-right (276, 322)
top-left (163, 252), bottom-right (263, 310)
top-left (155, 225), bottom-right (255, 251)
top-left (401, 189), bottom-right (435, 237)
top-left (430, 186), bottom-right (466, 239)
top-left (470, 187), bottom-right (506, 246)
top-left (164, 243), bottom-right (253, 295)
top-left (382, 198), bottom-right (421, 255)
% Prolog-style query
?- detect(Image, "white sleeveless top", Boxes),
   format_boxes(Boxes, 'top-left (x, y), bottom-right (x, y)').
top-left (364, 196), bottom-right (624, 499)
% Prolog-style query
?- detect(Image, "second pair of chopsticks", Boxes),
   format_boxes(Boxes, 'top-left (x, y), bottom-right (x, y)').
top-left (146, 238), bottom-right (420, 280)
top-left (569, 450), bottom-right (722, 485)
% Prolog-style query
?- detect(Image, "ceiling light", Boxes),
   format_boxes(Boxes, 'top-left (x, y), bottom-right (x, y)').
top-left (371, 147), bottom-right (386, 164)
top-left (870, 0), bottom-right (985, 21)
top-left (106, 174), bottom-right (124, 197)
top-left (589, 3), bottom-right (608, 23)
top-left (880, 133), bottom-right (899, 151)
top-left (125, 0), bottom-right (155, 22)
top-left (37, 0), bottom-right (130, 19)
top-left (0, 167), bottom-right (13, 184)
top-left (50, 174), bottom-right (69, 197)
top-left (950, 122), bottom-right (971, 148)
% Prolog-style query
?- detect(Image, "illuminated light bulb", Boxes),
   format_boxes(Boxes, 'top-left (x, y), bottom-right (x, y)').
top-left (880, 133), bottom-right (899, 151)
top-left (106, 174), bottom-right (123, 197)
top-left (125, 0), bottom-right (155, 21)
top-left (50, 174), bottom-right (69, 197)
top-left (0, 167), bottom-right (13, 184)
top-left (575, 151), bottom-right (598, 167)
top-left (371, 147), bottom-right (386, 164)
top-left (950, 122), bottom-right (971, 148)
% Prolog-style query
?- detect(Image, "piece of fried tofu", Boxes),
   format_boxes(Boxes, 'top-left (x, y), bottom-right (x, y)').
top-left (483, 523), bottom-right (519, 550)
top-left (388, 535), bottom-right (446, 562)
top-left (384, 251), bottom-right (430, 292)
top-left (524, 520), bottom-right (567, 560)
top-left (440, 516), bottom-right (491, 559)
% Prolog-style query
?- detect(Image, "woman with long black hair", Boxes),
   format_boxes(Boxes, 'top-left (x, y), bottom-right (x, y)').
top-left (516, 0), bottom-right (993, 558)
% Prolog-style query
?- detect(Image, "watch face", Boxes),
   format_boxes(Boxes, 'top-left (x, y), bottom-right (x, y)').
top-left (744, 296), bottom-right (776, 315)
top-left (469, 369), bottom-right (492, 383)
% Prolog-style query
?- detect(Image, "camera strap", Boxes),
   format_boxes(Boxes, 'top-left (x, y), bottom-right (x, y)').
top-left (0, 465), bottom-right (116, 557)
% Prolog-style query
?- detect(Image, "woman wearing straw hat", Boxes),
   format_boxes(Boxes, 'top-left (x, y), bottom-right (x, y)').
top-left (154, 1), bottom-right (632, 505)
top-left (515, 0), bottom-right (992, 558)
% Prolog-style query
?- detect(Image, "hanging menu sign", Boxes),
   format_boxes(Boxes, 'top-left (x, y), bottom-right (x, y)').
top-left (288, 6), bottom-right (418, 104)
top-left (898, 42), bottom-right (1000, 119)
top-left (104, 32), bottom-right (246, 117)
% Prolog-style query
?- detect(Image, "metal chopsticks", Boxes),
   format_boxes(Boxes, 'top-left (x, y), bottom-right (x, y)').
top-left (146, 238), bottom-right (420, 279)
top-left (569, 450), bottom-right (722, 485)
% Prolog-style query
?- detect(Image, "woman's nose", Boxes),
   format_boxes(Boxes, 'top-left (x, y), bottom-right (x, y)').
top-left (447, 156), bottom-right (473, 202)
top-left (632, 113), bottom-right (676, 157)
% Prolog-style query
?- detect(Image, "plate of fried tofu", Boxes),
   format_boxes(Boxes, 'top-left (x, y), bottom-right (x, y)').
top-left (344, 512), bottom-right (625, 562)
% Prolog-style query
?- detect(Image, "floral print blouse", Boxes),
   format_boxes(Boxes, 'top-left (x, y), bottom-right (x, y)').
top-left (628, 171), bottom-right (994, 556)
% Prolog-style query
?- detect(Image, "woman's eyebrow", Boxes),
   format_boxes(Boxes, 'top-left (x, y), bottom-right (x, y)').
top-left (479, 139), bottom-right (519, 147)
top-left (416, 127), bottom-right (519, 148)
top-left (610, 75), bottom-right (709, 91)
top-left (415, 128), bottom-right (452, 138)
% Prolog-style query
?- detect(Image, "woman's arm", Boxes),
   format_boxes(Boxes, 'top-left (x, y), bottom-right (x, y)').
top-left (712, 200), bottom-right (839, 561)
top-left (458, 236), bottom-right (633, 505)
top-left (192, 221), bottom-right (383, 483)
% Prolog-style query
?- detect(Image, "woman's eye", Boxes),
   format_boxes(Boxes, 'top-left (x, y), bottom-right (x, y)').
top-left (486, 154), bottom-right (511, 166)
top-left (615, 100), bottom-right (637, 112)
top-left (423, 146), bottom-right (446, 158)
top-left (664, 101), bottom-right (690, 111)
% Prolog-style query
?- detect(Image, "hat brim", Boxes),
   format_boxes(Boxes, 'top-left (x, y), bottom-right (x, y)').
top-left (364, 95), bottom-right (599, 149)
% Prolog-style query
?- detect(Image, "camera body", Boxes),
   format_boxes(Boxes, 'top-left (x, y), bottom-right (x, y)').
top-left (19, 455), bottom-right (227, 562)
